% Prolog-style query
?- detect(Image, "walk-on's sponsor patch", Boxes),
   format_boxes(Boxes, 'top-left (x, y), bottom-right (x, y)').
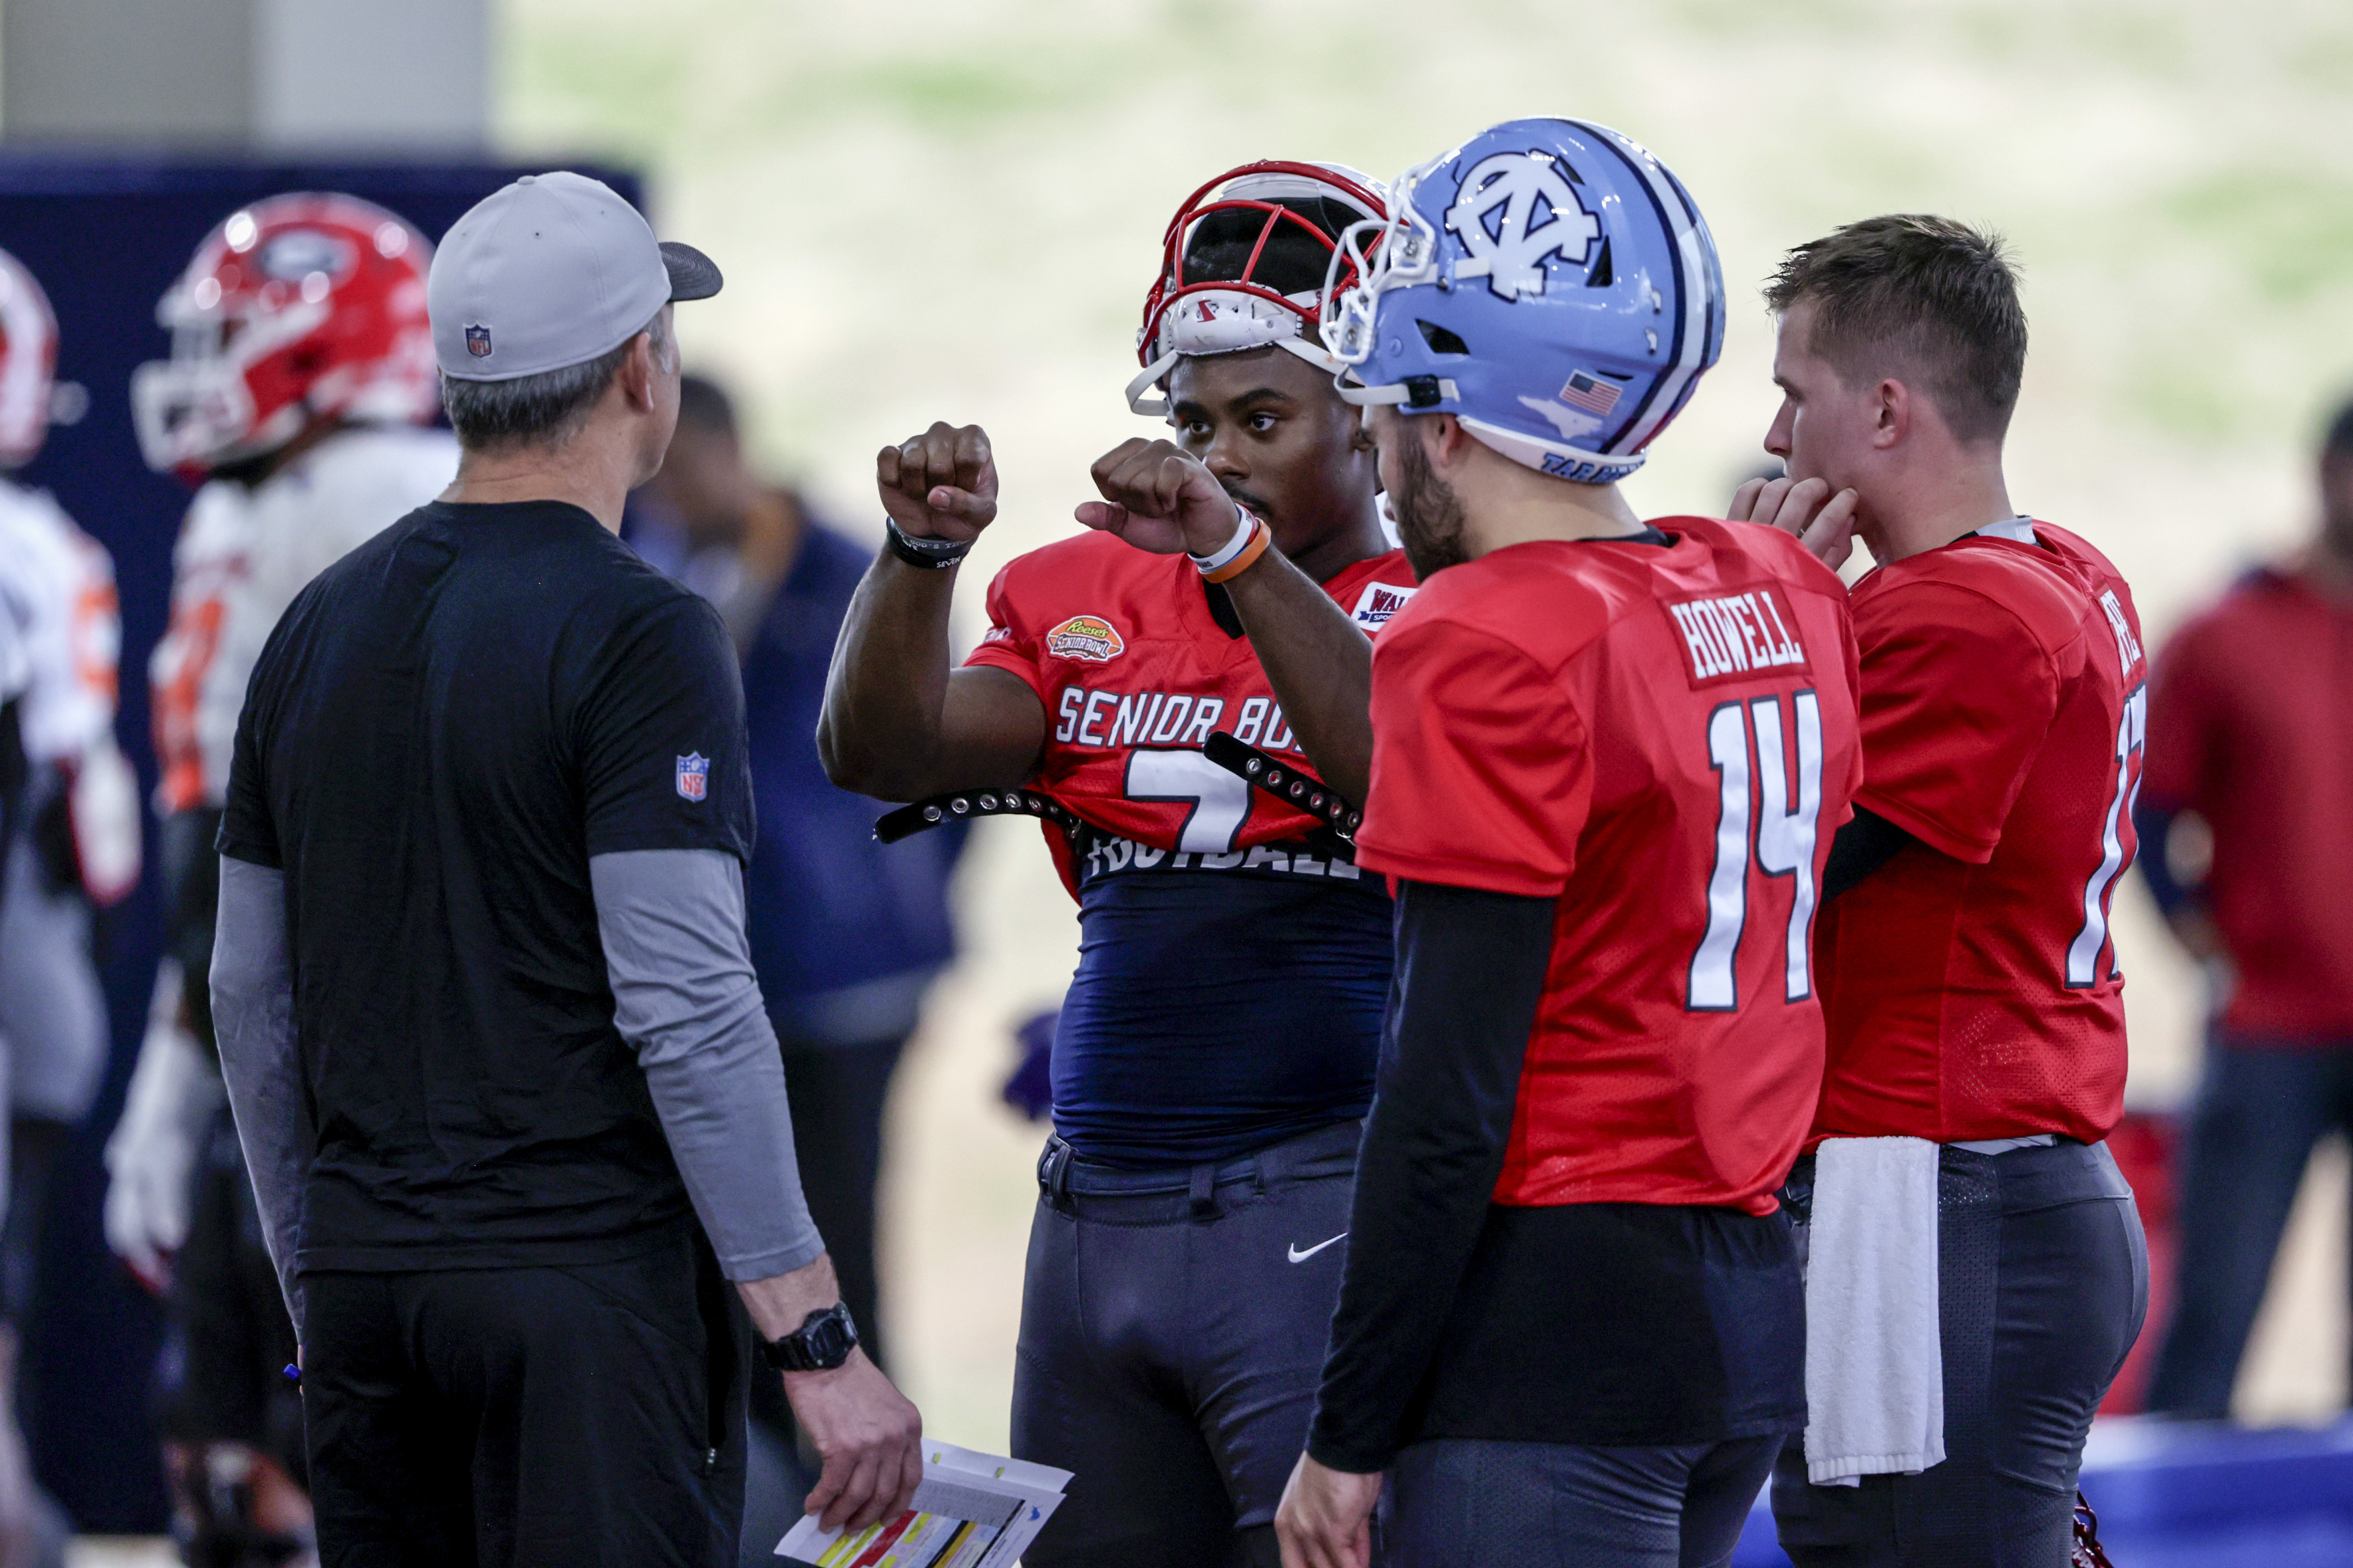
top-left (1350, 582), bottom-right (1417, 630)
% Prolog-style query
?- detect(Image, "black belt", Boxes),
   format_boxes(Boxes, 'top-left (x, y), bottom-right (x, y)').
top-left (870, 736), bottom-right (1365, 848)
top-left (1202, 731), bottom-right (1363, 842)
top-left (873, 786), bottom-right (1078, 845)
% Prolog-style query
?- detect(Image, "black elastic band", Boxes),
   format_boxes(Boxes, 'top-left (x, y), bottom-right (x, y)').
top-left (873, 786), bottom-right (1076, 844)
top-left (884, 516), bottom-right (973, 570)
top-left (1201, 731), bottom-right (1363, 842)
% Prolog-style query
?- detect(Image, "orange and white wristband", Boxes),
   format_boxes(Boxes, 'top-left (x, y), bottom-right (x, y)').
top-left (1192, 506), bottom-right (1270, 583)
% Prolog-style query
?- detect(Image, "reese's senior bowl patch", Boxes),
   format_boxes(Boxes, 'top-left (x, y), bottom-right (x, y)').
top-left (1046, 614), bottom-right (1126, 663)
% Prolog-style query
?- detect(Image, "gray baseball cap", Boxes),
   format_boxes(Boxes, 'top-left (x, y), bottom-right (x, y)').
top-left (428, 171), bottom-right (722, 383)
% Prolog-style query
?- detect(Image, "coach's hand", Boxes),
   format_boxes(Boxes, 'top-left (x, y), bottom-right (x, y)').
top-left (784, 1347), bottom-right (924, 1534)
top-left (1077, 438), bottom-right (1243, 558)
top-left (1275, 1452), bottom-right (1380, 1568)
top-left (1730, 473), bottom-right (1860, 572)
top-left (878, 422), bottom-right (997, 544)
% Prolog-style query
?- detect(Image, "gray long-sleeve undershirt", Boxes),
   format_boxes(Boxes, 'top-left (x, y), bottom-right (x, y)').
top-left (212, 846), bottom-right (826, 1335)
top-left (211, 856), bottom-right (309, 1330)
top-left (589, 847), bottom-right (825, 1282)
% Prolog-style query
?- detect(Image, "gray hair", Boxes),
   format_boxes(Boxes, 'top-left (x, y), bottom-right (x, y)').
top-left (440, 309), bottom-right (676, 450)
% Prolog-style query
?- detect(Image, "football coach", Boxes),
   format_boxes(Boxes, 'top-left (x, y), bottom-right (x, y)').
top-left (204, 171), bottom-right (922, 1566)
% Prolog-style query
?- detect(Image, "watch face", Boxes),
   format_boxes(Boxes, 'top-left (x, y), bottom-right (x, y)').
top-left (768, 1304), bottom-right (858, 1371)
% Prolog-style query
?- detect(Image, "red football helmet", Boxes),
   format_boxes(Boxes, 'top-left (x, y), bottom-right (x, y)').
top-left (0, 246), bottom-right (59, 469)
top-left (132, 192), bottom-right (437, 475)
top-left (1127, 161), bottom-right (1387, 415)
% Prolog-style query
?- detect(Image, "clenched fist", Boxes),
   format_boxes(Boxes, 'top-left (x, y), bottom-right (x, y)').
top-left (1077, 438), bottom-right (1246, 559)
top-left (878, 422), bottom-right (998, 544)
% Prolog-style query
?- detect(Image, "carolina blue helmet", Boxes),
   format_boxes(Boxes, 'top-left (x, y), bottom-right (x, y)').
top-left (1319, 118), bottom-right (1725, 484)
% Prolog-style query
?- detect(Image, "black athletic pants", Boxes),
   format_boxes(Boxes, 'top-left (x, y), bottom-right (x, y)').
top-left (156, 1110), bottom-right (305, 1476)
top-left (303, 1225), bottom-right (748, 1568)
top-left (1013, 1119), bottom-right (1361, 1568)
top-left (1382, 1435), bottom-right (1783, 1568)
top-left (1771, 1139), bottom-right (2147, 1568)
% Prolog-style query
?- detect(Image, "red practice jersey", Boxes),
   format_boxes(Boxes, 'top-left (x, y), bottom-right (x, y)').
top-left (1815, 521), bottom-right (2146, 1145)
top-left (1356, 520), bottom-right (1863, 1214)
top-left (2142, 567), bottom-right (2353, 1039)
top-left (965, 530), bottom-right (1417, 892)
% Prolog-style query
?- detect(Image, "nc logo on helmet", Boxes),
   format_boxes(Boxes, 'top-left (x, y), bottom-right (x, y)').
top-left (1445, 152), bottom-right (1601, 303)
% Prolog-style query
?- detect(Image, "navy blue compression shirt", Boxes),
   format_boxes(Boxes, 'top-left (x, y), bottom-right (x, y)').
top-left (1051, 823), bottom-right (1391, 1167)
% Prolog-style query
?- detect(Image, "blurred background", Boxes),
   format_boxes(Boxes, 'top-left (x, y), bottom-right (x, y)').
top-left (2, 0), bottom-right (2350, 1564)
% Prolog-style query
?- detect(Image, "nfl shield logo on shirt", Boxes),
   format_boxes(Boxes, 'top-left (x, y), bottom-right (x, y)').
top-left (675, 753), bottom-right (709, 802)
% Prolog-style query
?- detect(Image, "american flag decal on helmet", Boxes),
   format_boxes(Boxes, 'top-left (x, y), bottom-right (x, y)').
top-left (676, 753), bottom-right (709, 801)
top-left (464, 324), bottom-right (492, 358)
top-left (1559, 370), bottom-right (1622, 415)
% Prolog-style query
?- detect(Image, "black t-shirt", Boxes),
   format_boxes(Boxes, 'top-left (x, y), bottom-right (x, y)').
top-left (219, 499), bottom-right (754, 1272)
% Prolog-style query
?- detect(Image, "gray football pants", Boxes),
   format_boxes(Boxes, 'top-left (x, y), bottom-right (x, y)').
top-left (1012, 1119), bottom-right (1361, 1568)
top-left (1772, 1139), bottom-right (2148, 1568)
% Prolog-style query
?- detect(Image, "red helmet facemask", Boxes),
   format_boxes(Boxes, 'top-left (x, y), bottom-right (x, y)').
top-left (132, 192), bottom-right (438, 478)
top-left (1126, 161), bottom-right (1388, 417)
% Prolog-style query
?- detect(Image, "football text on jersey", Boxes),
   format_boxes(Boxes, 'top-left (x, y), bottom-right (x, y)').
top-left (1077, 827), bottom-right (1361, 883)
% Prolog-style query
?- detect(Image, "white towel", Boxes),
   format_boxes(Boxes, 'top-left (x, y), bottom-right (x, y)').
top-left (1801, 1135), bottom-right (1944, 1487)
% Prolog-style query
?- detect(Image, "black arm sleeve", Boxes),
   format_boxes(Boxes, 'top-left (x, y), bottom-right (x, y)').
top-left (1305, 878), bottom-right (1556, 1474)
top-left (1820, 804), bottom-right (1919, 902)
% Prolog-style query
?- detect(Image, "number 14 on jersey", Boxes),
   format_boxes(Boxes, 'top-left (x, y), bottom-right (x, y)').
top-left (1689, 690), bottom-right (1826, 1012)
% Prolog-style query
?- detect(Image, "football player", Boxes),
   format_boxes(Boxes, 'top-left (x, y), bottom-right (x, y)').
top-left (819, 162), bottom-right (1415, 1568)
top-left (0, 241), bottom-right (139, 1278)
top-left (1274, 119), bottom-right (1864, 1568)
top-left (0, 241), bottom-right (136, 1568)
top-left (1734, 216), bottom-right (2149, 1565)
top-left (104, 192), bottom-right (458, 1563)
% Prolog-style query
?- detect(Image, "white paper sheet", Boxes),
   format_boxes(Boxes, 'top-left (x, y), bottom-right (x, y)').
top-left (777, 1438), bottom-right (1073, 1568)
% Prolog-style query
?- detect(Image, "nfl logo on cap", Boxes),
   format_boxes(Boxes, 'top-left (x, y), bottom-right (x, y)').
top-left (675, 753), bottom-right (709, 801)
top-left (464, 324), bottom-right (493, 358)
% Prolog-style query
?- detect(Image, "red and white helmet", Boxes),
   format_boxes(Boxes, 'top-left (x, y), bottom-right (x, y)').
top-left (0, 247), bottom-right (59, 470)
top-left (132, 192), bottom-right (437, 475)
top-left (1126, 161), bottom-right (1388, 416)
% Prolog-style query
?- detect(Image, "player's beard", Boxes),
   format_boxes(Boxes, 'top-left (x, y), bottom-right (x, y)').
top-left (1391, 431), bottom-right (1470, 578)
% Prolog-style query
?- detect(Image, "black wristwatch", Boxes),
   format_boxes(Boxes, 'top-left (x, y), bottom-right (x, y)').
top-left (886, 516), bottom-right (973, 570)
top-left (761, 1302), bottom-right (860, 1372)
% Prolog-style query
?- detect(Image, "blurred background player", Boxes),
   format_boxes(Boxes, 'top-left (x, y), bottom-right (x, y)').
top-left (2135, 399), bottom-right (2353, 1419)
top-left (1737, 216), bottom-right (2149, 1566)
top-left (819, 161), bottom-right (1413, 1568)
top-left (0, 243), bottom-right (140, 1568)
top-left (1277, 117), bottom-right (1860, 1568)
top-left (102, 191), bottom-right (456, 1566)
top-left (630, 372), bottom-right (965, 1548)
